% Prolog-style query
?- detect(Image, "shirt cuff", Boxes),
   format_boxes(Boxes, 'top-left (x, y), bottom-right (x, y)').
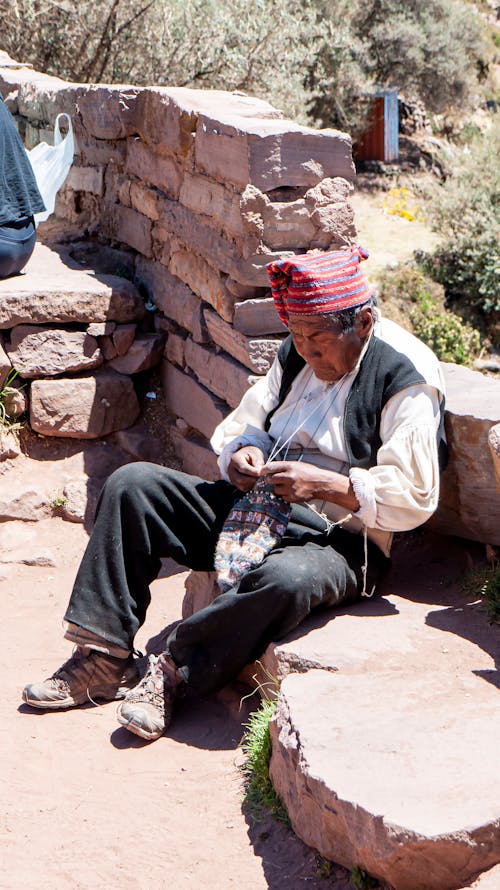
top-left (349, 467), bottom-right (377, 528)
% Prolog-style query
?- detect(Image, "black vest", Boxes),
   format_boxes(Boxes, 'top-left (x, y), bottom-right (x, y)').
top-left (265, 335), bottom-right (447, 470)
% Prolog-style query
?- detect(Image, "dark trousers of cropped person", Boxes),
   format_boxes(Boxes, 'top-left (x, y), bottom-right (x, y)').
top-left (64, 463), bottom-right (390, 697)
top-left (0, 216), bottom-right (36, 278)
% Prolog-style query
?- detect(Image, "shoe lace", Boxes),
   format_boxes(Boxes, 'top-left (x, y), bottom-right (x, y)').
top-left (125, 654), bottom-right (167, 709)
top-left (50, 648), bottom-right (90, 692)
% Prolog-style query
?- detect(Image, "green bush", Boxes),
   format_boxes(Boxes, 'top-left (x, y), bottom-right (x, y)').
top-left (410, 292), bottom-right (481, 364)
top-left (376, 264), bottom-right (481, 364)
top-left (422, 121), bottom-right (500, 336)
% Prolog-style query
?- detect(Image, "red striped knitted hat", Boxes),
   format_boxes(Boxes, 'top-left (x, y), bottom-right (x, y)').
top-left (267, 246), bottom-right (371, 325)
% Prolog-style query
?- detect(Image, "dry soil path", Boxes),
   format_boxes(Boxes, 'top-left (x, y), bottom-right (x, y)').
top-left (1, 447), bottom-right (355, 890)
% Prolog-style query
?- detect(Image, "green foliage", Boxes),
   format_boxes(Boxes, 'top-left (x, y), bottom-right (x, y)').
top-left (350, 865), bottom-right (379, 889)
top-left (410, 292), bottom-right (481, 364)
top-left (376, 264), bottom-right (481, 364)
top-left (0, 0), bottom-right (322, 123)
top-left (352, 0), bottom-right (489, 113)
top-left (315, 857), bottom-right (333, 879)
top-left (0, 0), bottom-right (492, 132)
top-left (240, 696), bottom-right (289, 824)
top-left (51, 495), bottom-right (68, 510)
top-left (0, 368), bottom-right (23, 430)
top-left (422, 121), bottom-right (500, 331)
top-left (462, 566), bottom-right (500, 623)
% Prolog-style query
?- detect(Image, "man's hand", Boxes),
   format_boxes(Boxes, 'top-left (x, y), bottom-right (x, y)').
top-left (261, 460), bottom-right (360, 511)
top-left (227, 445), bottom-right (266, 491)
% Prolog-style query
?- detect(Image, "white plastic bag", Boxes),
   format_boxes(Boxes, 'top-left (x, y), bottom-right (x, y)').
top-left (28, 113), bottom-right (74, 225)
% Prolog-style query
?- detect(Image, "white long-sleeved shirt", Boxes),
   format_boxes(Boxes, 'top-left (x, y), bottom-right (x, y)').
top-left (210, 316), bottom-right (446, 556)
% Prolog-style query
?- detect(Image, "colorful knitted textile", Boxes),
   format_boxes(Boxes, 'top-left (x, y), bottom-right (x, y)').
top-left (267, 246), bottom-right (371, 325)
top-left (214, 477), bottom-right (292, 594)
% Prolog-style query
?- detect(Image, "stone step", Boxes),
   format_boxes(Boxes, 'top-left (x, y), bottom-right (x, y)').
top-left (0, 241), bottom-right (145, 329)
top-left (182, 531), bottom-right (500, 889)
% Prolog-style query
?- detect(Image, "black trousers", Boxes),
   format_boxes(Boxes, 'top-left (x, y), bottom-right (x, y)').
top-left (65, 463), bottom-right (390, 696)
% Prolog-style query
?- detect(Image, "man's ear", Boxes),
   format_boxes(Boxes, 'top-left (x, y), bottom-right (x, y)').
top-left (356, 306), bottom-right (374, 339)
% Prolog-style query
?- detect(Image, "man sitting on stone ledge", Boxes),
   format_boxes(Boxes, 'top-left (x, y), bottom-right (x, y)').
top-left (23, 245), bottom-right (446, 742)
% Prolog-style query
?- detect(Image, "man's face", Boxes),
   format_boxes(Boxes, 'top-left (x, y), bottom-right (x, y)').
top-left (287, 310), bottom-right (373, 382)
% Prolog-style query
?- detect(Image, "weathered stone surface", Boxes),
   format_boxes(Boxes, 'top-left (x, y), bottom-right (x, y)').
top-left (488, 423), bottom-right (500, 492)
top-left (0, 51), bottom-right (65, 105)
top-left (0, 335), bottom-right (10, 386)
top-left (114, 421), bottom-right (165, 465)
top-left (0, 428), bottom-right (22, 460)
top-left (179, 172), bottom-right (245, 237)
top-left (112, 324), bottom-right (137, 356)
top-left (153, 197), bottom-right (239, 277)
top-left (66, 165), bottom-right (104, 196)
top-left (17, 80), bottom-right (80, 125)
top-left (2, 385), bottom-right (27, 418)
top-left (170, 429), bottom-right (220, 482)
top-left (241, 184), bottom-right (316, 250)
top-left (0, 548), bottom-right (55, 566)
top-left (182, 570), bottom-right (218, 619)
top-left (165, 331), bottom-right (186, 367)
top-left (6, 325), bottom-right (102, 378)
top-left (135, 258), bottom-right (201, 333)
top-left (76, 133), bottom-right (128, 167)
top-left (431, 364), bottom-right (500, 544)
top-left (204, 308), bottom-right (280, 373)
top-left (0, 243), bottom-right (145, 328)
top-left (0, 482), bottom-right (49, 521)
top-left (230, 251), bottom-right (292, 288)
top-left (233, 297), bottom-right (287, 336)
top-left (184, 339), bottom-right (252, 408)
top-left (129, 181), bottom-right (160, 221)
top-left (270, 669), bottom-right (500, 890)
top-left (87, 322), bottom-right (116, 337)
top-left (107, 332), bottom-right (165, 374)
top-left (126, 138), bottom-right (183, 199)
top-left (110, 204), bottom-right (153, 258)
top-left (169, 246), bottom-right (235, 321)
top-left (161, 361), bottom-right (226, 440)
top-left (195, 115), bottom-right (355, 192)
top-left (77, 86), bottom-right (141, 139)
top-left (132, 86), bottom-right (281, 156)
top-left (30, 371), bottom-right (140, 438)
top-left (462, 864), bottom-right (500, 889)
top-left (60, 480), bottom-right (88, 523)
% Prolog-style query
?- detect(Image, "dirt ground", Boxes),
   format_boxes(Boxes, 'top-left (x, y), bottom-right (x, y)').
top-left (1, 445), bottom-right (356, 890)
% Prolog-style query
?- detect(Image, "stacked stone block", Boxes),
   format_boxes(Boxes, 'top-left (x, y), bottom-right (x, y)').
top-left (0, 50), bottom-right (356, 472)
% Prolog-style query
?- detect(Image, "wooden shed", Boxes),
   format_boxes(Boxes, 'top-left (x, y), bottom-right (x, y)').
top-left (355, 89), bottom-right (399, 163)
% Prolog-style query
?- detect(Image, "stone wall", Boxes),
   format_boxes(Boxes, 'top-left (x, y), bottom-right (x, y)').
top-left (0, 50), bottom-right (355, 478)
top-left (1, 51), bottom-right (499, 545)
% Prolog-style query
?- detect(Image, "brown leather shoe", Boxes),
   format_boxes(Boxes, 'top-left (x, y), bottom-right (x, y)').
top-left (116, 653), bottom-right (181, 741)
top-left (22, 647), bottom-right (139, 710)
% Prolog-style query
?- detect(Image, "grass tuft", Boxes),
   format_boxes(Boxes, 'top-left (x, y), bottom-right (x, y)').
top-left (240, 695), bottom-right (290, 825)
top-left (350, 865), bottom-right (379, 889)
top-left (462, 566), bottom-right (500, 623)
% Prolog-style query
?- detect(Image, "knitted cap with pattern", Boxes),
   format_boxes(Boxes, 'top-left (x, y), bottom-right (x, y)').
top-left (267, 246), bottom-right (371, 326)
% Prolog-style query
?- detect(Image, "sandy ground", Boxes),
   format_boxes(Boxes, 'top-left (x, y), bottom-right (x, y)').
top-left (1, 447), bottom-right (355, 890)
top-left (350, 190), bottom-right (440, 275)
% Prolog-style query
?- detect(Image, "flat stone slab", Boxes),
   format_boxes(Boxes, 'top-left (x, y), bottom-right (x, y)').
top-left (270, 669), bottom-right (500, 890)
top-left (182, 531), bottom-right (500, 888)
top-left (0, 242), bottom-right (145, 328)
